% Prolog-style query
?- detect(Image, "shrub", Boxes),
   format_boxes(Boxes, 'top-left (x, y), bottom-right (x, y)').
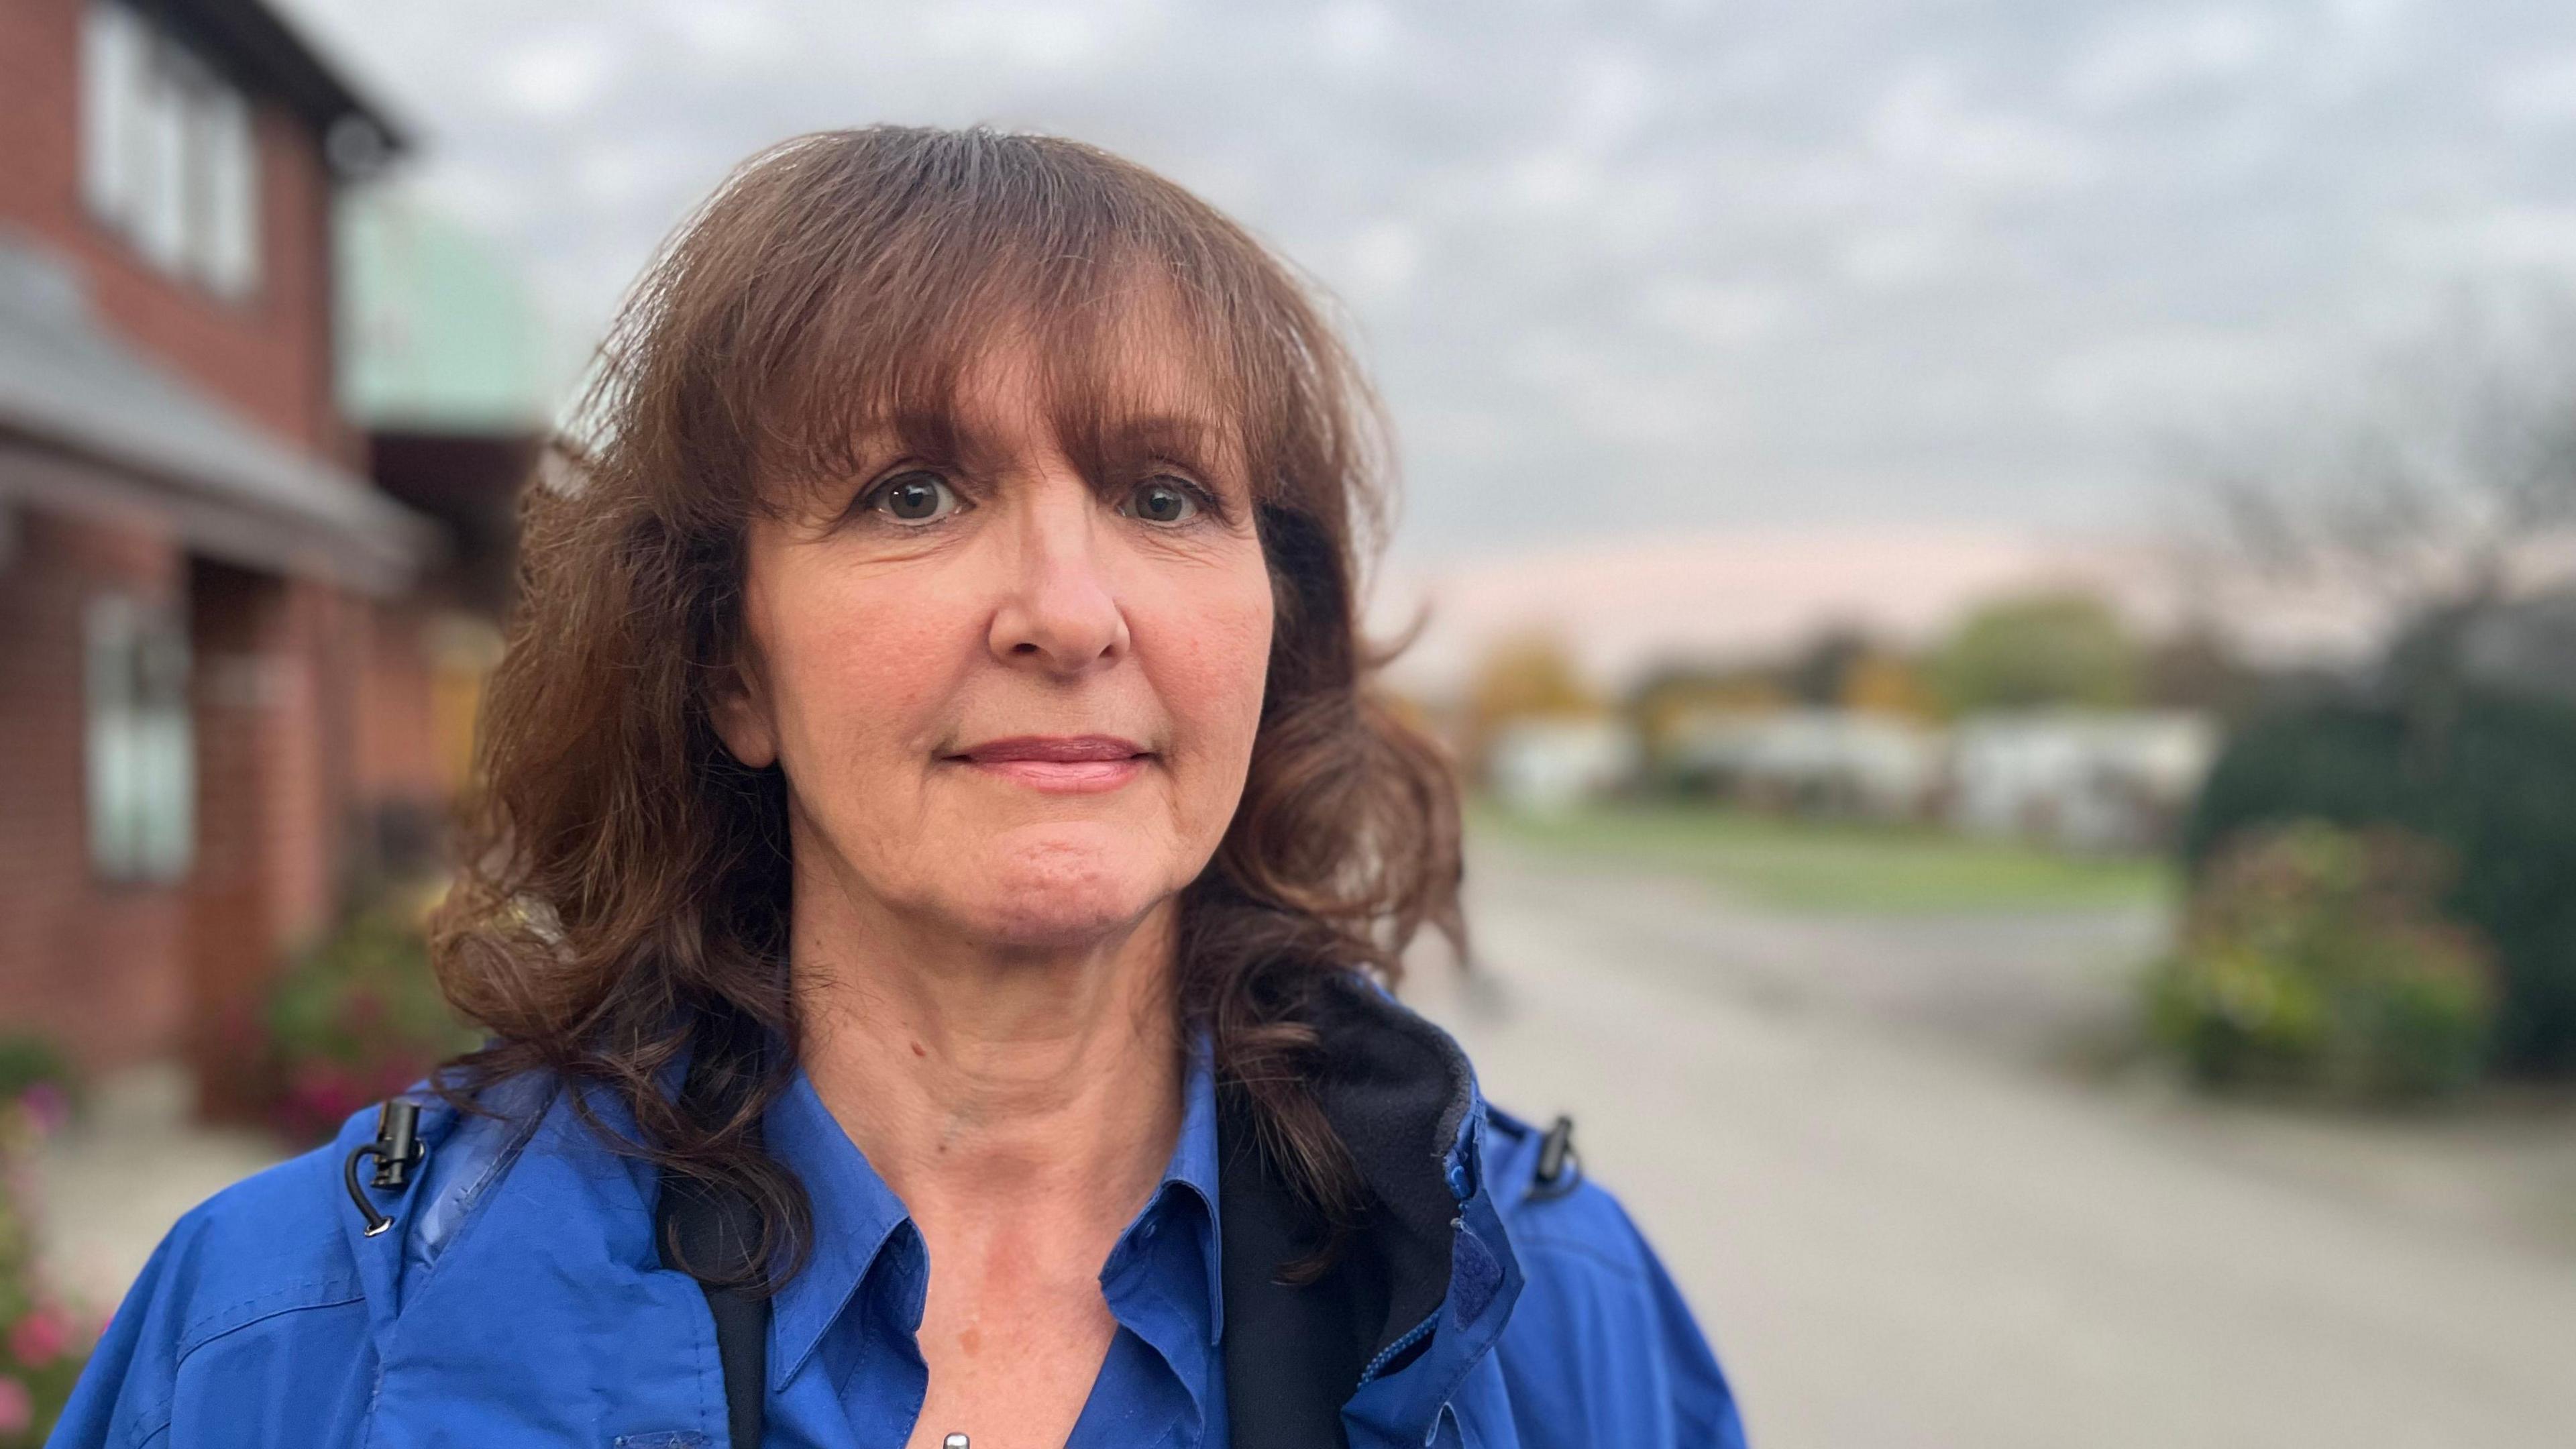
top-left (2185, 687), bottom-right (2576, 1074)
top-left (2148, 821), bottom-right (2497, 1099)
top-left (0, 1040), bottom-right (74, 1128)
top-left (260, 887), bottom-right (482, 1144)
top-left (0, 1072), bottom-right (97, 1446)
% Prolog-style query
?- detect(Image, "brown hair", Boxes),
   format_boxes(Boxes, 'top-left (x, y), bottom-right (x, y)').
top-left (430, 125), bottom-right (1464, 1287)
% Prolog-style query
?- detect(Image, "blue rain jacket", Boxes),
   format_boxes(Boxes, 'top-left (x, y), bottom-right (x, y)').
top-left (50, 979), bottom-right (1746, 1448)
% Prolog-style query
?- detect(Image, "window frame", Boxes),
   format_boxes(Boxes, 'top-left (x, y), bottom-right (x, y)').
top-left (78, 0), bottom-right (264, 303)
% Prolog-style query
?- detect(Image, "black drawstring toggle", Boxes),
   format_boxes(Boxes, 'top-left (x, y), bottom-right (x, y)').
top-left (1530, 1114), bottom-right (1582, 1201)
top-left (342, 1099), bottom-right (429, 1238)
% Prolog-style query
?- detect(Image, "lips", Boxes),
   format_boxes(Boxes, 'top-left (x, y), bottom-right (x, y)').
top-left (947, 735), bottom-right (1150, 794)
top-left (955, 735), bottom-right (1146, 763)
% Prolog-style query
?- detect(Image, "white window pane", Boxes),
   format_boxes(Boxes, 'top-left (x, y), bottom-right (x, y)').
top-left (133, 711), bottom-right (194, 878)
top-left (80, 3), bottom-right (141, 225)
top-left (136, 56), bottom-right (190, 272)
top-left (201, 86), bottom-right (258, 297)
top-left (138, 608), bottom-right (193, 881)
top-left (85, 594), bottom-right (193, 883)
top-left (85, 594), bottom-right (141, 877)
top-left (179, 78), bottom-right (217, 284)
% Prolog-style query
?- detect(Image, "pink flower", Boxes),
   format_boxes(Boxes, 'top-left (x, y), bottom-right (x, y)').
top-left (8, 1306), bottom-right (66, 1366)
top-left (18, 1082), bottom-right (69, 1135)
top-left (0, 1375), bottom-right (30, 1435)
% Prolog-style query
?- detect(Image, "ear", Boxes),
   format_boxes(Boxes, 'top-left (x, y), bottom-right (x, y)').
top-left (708, 657), bottom-right (780, 770)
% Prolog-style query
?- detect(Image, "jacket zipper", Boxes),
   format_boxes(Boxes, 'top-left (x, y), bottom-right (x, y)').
top-left (1356, 1310), bottom-right (1439, 1387)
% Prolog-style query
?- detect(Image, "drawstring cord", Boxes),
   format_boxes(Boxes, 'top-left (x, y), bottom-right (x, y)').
top-left (342, 1099), bottom-right (429, 1237)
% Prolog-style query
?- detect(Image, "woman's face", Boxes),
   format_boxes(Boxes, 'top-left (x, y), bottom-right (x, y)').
top-left (714, 331), bottom-right (1275, 954)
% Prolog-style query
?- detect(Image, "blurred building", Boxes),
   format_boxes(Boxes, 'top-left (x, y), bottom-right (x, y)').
top-left (1486, 717), bottom-right (1640, 812)
top-left (1664, 708), bottom-right (1944, 821)
top-left (1947, 710), bottom-right (2219, 853)
top-left (335, 186), bottom-right (554, 865)
top-left (0, 0), bottom-right (492, 1115)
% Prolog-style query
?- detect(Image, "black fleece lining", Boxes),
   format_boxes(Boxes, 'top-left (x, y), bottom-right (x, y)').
top-left (1218, 972), bottom-right (1477, 1449)
top-left (1303, 972), bottom-right (1474, 1349)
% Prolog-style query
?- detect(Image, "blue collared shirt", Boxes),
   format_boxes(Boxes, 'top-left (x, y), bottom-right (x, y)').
top-left (758, 1047), bottom-right (1227, 1448)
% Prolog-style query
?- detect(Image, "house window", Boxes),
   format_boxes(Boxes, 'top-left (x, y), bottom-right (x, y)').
top-left (80, 1), bottom-right (260, 299)
top-left (86, 593), bottom-right (194, 883)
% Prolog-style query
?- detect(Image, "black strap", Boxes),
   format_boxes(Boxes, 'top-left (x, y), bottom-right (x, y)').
top-left (656, 1167), bottom-right (768, 1448)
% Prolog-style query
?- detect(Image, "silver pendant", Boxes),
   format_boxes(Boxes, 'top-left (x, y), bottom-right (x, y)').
top-left (942, 1436), bottom-right (969, 1449)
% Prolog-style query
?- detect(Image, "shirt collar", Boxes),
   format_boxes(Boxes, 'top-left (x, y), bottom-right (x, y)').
top-left (1153, 1032), bottom-right (1225, 1343)
top-left (763, 1065), bottom-right (920, 1389)
top-left (761, 1034), bottom-right (1227, 1383)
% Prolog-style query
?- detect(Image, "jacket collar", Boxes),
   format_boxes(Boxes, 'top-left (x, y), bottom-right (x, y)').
top-left (1219, 972), bottom-right (1525, 1449)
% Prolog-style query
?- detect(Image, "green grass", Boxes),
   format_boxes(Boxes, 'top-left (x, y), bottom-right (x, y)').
top-left (1470, 798), bottom-right (2179, 915)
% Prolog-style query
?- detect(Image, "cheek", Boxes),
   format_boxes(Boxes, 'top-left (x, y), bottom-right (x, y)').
top-left (1144, 559), bottom-right (1275, 767)
top-left (762, 572), bottom-right (966, 776)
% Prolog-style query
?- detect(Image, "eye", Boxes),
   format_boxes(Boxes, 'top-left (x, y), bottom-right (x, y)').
top-left (861, 470), bottom-right (962, 527)
top-left (1123, 476), bottom-right (1203, 526)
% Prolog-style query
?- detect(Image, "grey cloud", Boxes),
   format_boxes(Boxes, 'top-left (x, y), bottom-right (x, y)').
top-left (276, 0), bottom-right (2576, 564)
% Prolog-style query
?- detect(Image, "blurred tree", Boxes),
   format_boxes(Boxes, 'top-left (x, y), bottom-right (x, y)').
top-left (1785, 627), bottom-right (1869, 706)
top-left (1776, 625), bottom-right (1939, 718)
top-left (2185, 290), bottom-right (2576, 619)
top-left (1461, 632), bottom-right (1600, 776)
top-left (2141, 622), bottom-right (2259, 717)
top-left (1930, 590), bottom-right (2139, 714)
top-left (1625, 662), bottom-right (1789, 773)
top-left (2173, 299), bottom-right (2576, 1073)
top-left (1837, 647), bottom-right (1938, 719)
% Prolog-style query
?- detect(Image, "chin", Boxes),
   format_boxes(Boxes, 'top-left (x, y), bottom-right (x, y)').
top-left (959, 832), bottom-right (1173, 949)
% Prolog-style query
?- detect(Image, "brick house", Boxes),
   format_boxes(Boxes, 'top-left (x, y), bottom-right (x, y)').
top-left (0, 0), bottom-right (451, 1115)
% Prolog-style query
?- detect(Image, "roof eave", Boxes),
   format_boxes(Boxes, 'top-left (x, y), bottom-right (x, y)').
top-left (143, 0), bottom-right (411, 174)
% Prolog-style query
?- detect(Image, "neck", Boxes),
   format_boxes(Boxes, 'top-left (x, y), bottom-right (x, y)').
top-left (788, 855), bottom-right (1185, 1240)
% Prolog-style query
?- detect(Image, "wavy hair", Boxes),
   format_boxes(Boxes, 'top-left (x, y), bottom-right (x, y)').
top-left (429, 125), bottom-right (1465, 1287)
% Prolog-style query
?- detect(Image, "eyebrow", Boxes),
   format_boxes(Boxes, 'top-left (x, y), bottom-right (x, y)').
top-left (864, 408), bottom-right (1241, 485)
top-left (1081, 412), bottom-right (1235, 468)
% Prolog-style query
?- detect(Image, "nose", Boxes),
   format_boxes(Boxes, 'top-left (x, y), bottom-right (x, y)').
top-left (987, 479), bottom-right (1130, 676)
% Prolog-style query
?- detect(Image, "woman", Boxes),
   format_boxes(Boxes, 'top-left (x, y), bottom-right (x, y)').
top-left (53, 127), bottom-right (1743, 1449)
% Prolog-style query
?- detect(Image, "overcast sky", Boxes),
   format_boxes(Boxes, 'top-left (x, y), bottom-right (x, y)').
top-left (278, 0), bottom-right (2576, 566)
